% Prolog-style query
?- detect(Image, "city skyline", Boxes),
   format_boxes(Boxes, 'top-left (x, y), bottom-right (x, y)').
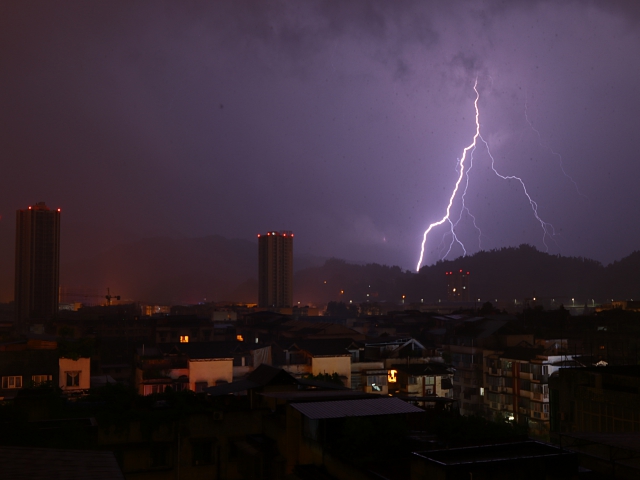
top-left (1, 2), bottom-right (640, 299)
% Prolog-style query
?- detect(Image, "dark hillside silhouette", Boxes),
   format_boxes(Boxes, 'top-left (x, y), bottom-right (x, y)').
top-left (294, 245), bottom-right (611, 305)
top-left (61, 238), bottom-right (640, 305)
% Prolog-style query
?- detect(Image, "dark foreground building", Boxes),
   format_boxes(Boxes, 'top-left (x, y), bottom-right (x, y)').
top-left (411, 441), bottom-right (578, 480)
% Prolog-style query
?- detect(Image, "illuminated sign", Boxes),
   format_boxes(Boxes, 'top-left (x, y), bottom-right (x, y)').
top-left (388, 369), bottom-right (397, 383)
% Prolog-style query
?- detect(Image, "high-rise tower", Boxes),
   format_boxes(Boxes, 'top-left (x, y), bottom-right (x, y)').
top-left (258, 231), bottom-right (293, 308)
top-left (15, 202), bottom-right (61, 333)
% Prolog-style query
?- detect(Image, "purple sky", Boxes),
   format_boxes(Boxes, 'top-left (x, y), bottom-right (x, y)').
top-left (1, 1), bottom-right (640, 300)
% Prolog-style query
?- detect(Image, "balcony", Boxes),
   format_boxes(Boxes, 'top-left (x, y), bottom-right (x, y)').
top-left (532, 373), bottom-right (549, 383)
top-left (532, 411), bottom-right (549, 420)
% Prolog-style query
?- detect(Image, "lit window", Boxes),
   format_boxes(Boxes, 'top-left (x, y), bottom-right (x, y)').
top-left (144, 384), bottom-right (165, 395)
top-left (32, 375), bottom-right (52, 386)
top-left (236, 334), bottom-right (244, 342)
top-left (2, 376), bottom-right (22, 389)
top-left (388, 370), bottom-right (397, 383)
top-left (180, 335), bottom-right (189, 343)
top-left (66, 372), bottom-right (80, 387)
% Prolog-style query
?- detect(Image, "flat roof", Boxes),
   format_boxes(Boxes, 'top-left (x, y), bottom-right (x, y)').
top-left (414, 441), bottom-right (571, 466)
top-left (290, 397), bottom-right (424, 419)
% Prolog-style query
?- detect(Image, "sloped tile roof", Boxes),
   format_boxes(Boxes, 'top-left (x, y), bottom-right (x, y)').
top-left (246, 363), bottom-right (297, 386)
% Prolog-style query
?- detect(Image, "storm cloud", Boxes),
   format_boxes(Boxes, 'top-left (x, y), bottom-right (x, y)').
top-left (1, 1), bottom-right (639, 299)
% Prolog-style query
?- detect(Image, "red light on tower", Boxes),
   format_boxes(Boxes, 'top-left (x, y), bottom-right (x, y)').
top-left (57, 208), bottom-right (61, 212)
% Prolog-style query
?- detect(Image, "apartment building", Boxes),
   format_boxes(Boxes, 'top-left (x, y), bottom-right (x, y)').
top-left (484, 343), bottom-right (579, 436)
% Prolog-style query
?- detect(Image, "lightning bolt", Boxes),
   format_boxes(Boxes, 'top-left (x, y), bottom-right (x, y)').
top-left (416, 80), bottom-right (555, 272)
top-left (524, 94), bottom-right (586, 198)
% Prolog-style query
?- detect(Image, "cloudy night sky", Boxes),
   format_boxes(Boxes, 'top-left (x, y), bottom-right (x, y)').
top-left (1, 1), bottom-right (639, 300)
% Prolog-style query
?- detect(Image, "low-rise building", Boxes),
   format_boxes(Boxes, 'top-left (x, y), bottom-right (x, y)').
top-left (59, 357), bottom-right (91, 394)
top-left (391, 363), bottom-right (454, 404)
top-left (276, 338), bottom-right (359, 387)
top-left (484, 343), bottom-right (583, 437)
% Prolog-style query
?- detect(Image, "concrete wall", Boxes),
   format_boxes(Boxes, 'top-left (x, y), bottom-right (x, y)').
top-left (59, 357), bottom-right (90, 391)
top-left (312, 356), bottom-right (351, 388)
top-left (188, 358), bottom-right (233, 390)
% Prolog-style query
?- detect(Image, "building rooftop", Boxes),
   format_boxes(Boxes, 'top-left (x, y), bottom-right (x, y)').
top-left (287, 338), bottom-right (358, 357)
top-left (158, 342), bottom-right (238, 359)
top-left (391, 363), bottom-right (452, 376)
top-left (290, 396), bottom-right (424, 419)
top-left (414, 441), bottom-right (573, 466)
top-left (260, 390), bottom-right (373, 402)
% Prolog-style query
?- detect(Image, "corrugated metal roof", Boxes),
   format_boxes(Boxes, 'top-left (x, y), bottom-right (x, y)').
top-left (291, 397), bottom-right (423, 419)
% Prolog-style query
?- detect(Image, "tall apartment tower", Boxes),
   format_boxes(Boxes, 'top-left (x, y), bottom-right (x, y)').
top-left (446, 269), bottom-right (470, 302)
top-left (258, 231), bottom-right (293, 308)
top-left (15, 202), bottom-right (61, 333)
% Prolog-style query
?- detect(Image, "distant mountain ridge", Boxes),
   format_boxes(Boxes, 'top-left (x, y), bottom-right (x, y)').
top-left (61, 237), bottom-right (640, 306)
top-left (295, 245), bottom-right (640, 306)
